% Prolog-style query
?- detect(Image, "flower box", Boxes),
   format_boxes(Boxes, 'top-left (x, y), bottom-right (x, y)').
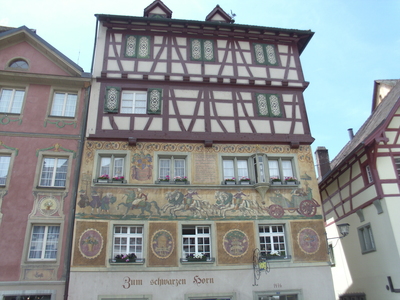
top-left (285, 181), bottom-right (296, 185)
top-left (95, 179), bottom-right (110, 183)
top-left (240, 181), bottom-right (250, 185)
top-left (225, 181), bottom-right (236, 185)
top-left (175, 181), bottom-right (188, 185)
top-left (187, 257), bottom-right (208, 262)
top-left (272, 181), bottom-right (282, 185)
top-left (113, 258), bottom-right (136, 263)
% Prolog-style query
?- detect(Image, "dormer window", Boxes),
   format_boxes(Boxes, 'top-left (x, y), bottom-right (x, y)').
top-left (9, 59), bottom-right (29, 69)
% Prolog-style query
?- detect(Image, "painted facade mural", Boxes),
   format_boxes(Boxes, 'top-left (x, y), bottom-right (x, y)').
top-left (76, 141), bottom-right (321, 222)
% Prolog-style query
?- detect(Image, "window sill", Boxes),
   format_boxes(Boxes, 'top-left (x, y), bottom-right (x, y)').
top-left (262, 255), bottom-right (292, 261)
top-left (155, 181), bottom-right (190, 185)
top-left (270, 181), bottom-right (299, 186)
top-left (36, 186), bottom-right (66, 190)
top-left (109, 258), bottom-right (145, 265)
top-left (180, 257), bottom-right (215, 264)
top-left (223, 181), bottom-right (254, 185)
top-left (94, 179), bottom-right (127, 184)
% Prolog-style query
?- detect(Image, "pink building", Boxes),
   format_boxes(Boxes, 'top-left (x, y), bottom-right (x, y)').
top-left (0, 26), bottom-right (90, 300)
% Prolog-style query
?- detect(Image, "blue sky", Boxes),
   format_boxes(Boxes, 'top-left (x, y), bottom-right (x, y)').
top-left (2, 0), bottom-right (400, 170)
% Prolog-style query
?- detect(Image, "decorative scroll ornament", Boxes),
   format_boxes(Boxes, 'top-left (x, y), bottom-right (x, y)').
top-left (257, 94), bottom-right (269, 116)
top-left (125, 36), bottom-right (136, 57)
top-left (269, 95), bottom-right (281, 116)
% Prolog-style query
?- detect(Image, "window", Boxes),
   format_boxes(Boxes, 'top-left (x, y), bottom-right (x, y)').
top-left (104, 87), bottom-right (162, 114)
top-left (121, 91), bottom-right (147, 114)
top-left (50, 92), bottom-right (78, 117)
top-left (268, 158), bottom-right (295, 182)
top-left (98, 154), bottom-right (125, 179)
top-left (358, 223), bottom-right (376, 254)
top-left (222, 158), bottom-right (249, 181)
top-left (394, 157), bottom-right (400, 178)
top-left (328, 244), bottom-right (335, 266)
top-left (0, 155), bottom-right (11, 186)
top-left (259, 225), bottom-right (286, 257)
top-left (159, 156), bottom-right (186, 180)
top-left (182, 225), bottom-right (211, 259)
top-left (257, 295), bottom-right (298, 300)
top-left (253, 43), bottom-right (279, 66)
top-left (8, 59), bottom-right (29, 69)
top-left (190, 38), bottom-right (215, 62)
top-left (0, 88), bottom-right (25, 114)
top-left (39, 157), bottom-right (68, 187)
top-left (4, 296), bottom-right (51, 300)
top-left (113, 226), bottom-right (143, 259)
top-left (339, 293), bottom-right (366, 300)
top-left (28, 225), bottom-right (60, 260)
top-left (365, 165), bottom-right (373, 183)
top-left (124, 35), bottom-right (151, 58)
top-left (255, 93), bottom-right (282, 118)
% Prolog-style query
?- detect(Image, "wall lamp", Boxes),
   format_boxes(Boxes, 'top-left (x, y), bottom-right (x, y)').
top-left (328, 223), bottom-right (350, 240)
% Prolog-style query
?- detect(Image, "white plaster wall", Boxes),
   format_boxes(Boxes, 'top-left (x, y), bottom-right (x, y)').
top-left (69, 266), bottom-right (335, 300)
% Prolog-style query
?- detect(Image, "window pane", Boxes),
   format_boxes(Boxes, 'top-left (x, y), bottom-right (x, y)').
top-left (29, 226), bottom-right (45, 259)
top-left (40, 158), bottom-right (55, 186)
top-left (159, 159), bottom-right (170, 179)
top-left (10, 90), bottom-right (24, 113)
top-left (0, 155), bottom-right (11, 185)
top-left (268, 160), bottom-right (279, 178)
top-left (51, 93), bottom-right (66, 116)
top-left (282, 160), bottom-right (294, 178)
top-left (100, 157), bottom-right (111, 176)
top-left (64, 94), bottom-right (77, 117)
top-left (134, 92), bottom-right (147, 114)
top-left (223, 160), bottom-right (234, 179)
top-left (113, 157), bottom-right (124, 177)
top-left (174, 159), bottom-right (185, 177)
top-left (54, 158), bottom-right (68, 187)
top-left (237, 160), bottom-right (248, 178)
top-left (44, 226), bottom-right (60, 259)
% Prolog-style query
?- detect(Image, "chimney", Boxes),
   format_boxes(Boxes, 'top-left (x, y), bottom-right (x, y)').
top-left (348, 128), bottom-right (354, 140)
top-left (315, 146), bottom-right (331, 180)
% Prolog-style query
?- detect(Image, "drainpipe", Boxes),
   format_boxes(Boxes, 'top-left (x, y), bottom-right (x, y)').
top-left (64, 85), bottom-right (91, 300)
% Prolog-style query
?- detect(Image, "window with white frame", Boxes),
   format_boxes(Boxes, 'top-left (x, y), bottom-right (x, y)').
top-left (259, 224), bottom-right (287, 257)
top-left (0, 88), bottom-right (25, 114)
top-left (113, 225), bottom-right (143, 259)
top-left (257, 294), bottom-right (298, 300)
top-left (182, 225), bottom-right (211, 259)
top-left (99, 154), bottom-right (125, 179)
top-left (158, 155), bottom-right (186, 180)
top-left (50, 92), bottom-right (78, 117)
top-left (121, 91), bottom-right (147, 114)
top-left (28, 225), bottom-right (60, 260)
top-left (39, 157), bottom-right (68, 187)
top-left (268, 158), bottom-right (295, 182)
top-left (365, 165), bottom-right (373, 183)
top-left (222, 158), bottom-right (249, 181)
top-left (358, 223), bottom-right (376, 254)
top-left (0, 155), bottom-right (11, 186)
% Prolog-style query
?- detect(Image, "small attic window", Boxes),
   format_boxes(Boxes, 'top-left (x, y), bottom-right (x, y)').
top-left (9, 59), bottom-right (29, 69)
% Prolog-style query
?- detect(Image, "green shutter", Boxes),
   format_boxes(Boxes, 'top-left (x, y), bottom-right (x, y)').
top-left (265, 45), bottom-right (279, 66)
top-left (256, 93), bottom-right (269, 116)
top-left (125, 35), bottom-right (137, 58)
top-left (147, 88), bottom-right (162, 114)
top-left (266, 94), bottom-right (282, 117)
top-left (104, 87), bottom-right (120, 113)
top-left (203, 39), bottom-right (214, 62)
top-left (191, 39), bottom-right (203, 61)
top-left (137, 36), bottom-right (151, 59)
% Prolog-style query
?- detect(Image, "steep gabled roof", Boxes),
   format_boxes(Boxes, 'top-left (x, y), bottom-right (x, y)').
top-left (329, 80), bottom-right (400, 172)
top-left (0, 26), bottom-right (88, 76)
top-left (143, 0), bottom-right (172, 18)
top-left (205, 5), bottom-right (234, 23)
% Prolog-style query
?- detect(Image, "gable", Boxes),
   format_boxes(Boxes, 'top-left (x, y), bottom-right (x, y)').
top-left (0, 41), bottom-right (71, 76)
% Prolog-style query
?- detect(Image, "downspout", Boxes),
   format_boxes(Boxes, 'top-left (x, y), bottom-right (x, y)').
top-left (63, 84), bottom-right (91, 300)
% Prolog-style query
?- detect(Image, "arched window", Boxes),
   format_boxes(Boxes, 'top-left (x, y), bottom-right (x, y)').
top-left (9, 59), bottom-right (29, 69)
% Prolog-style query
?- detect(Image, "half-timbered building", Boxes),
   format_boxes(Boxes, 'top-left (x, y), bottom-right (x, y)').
top-left (0, 26), bottom-right (90, 300)
top-left (316, 79), bottom-right (400, 300)
top-left (69, 1), bottom-right (335, 299)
